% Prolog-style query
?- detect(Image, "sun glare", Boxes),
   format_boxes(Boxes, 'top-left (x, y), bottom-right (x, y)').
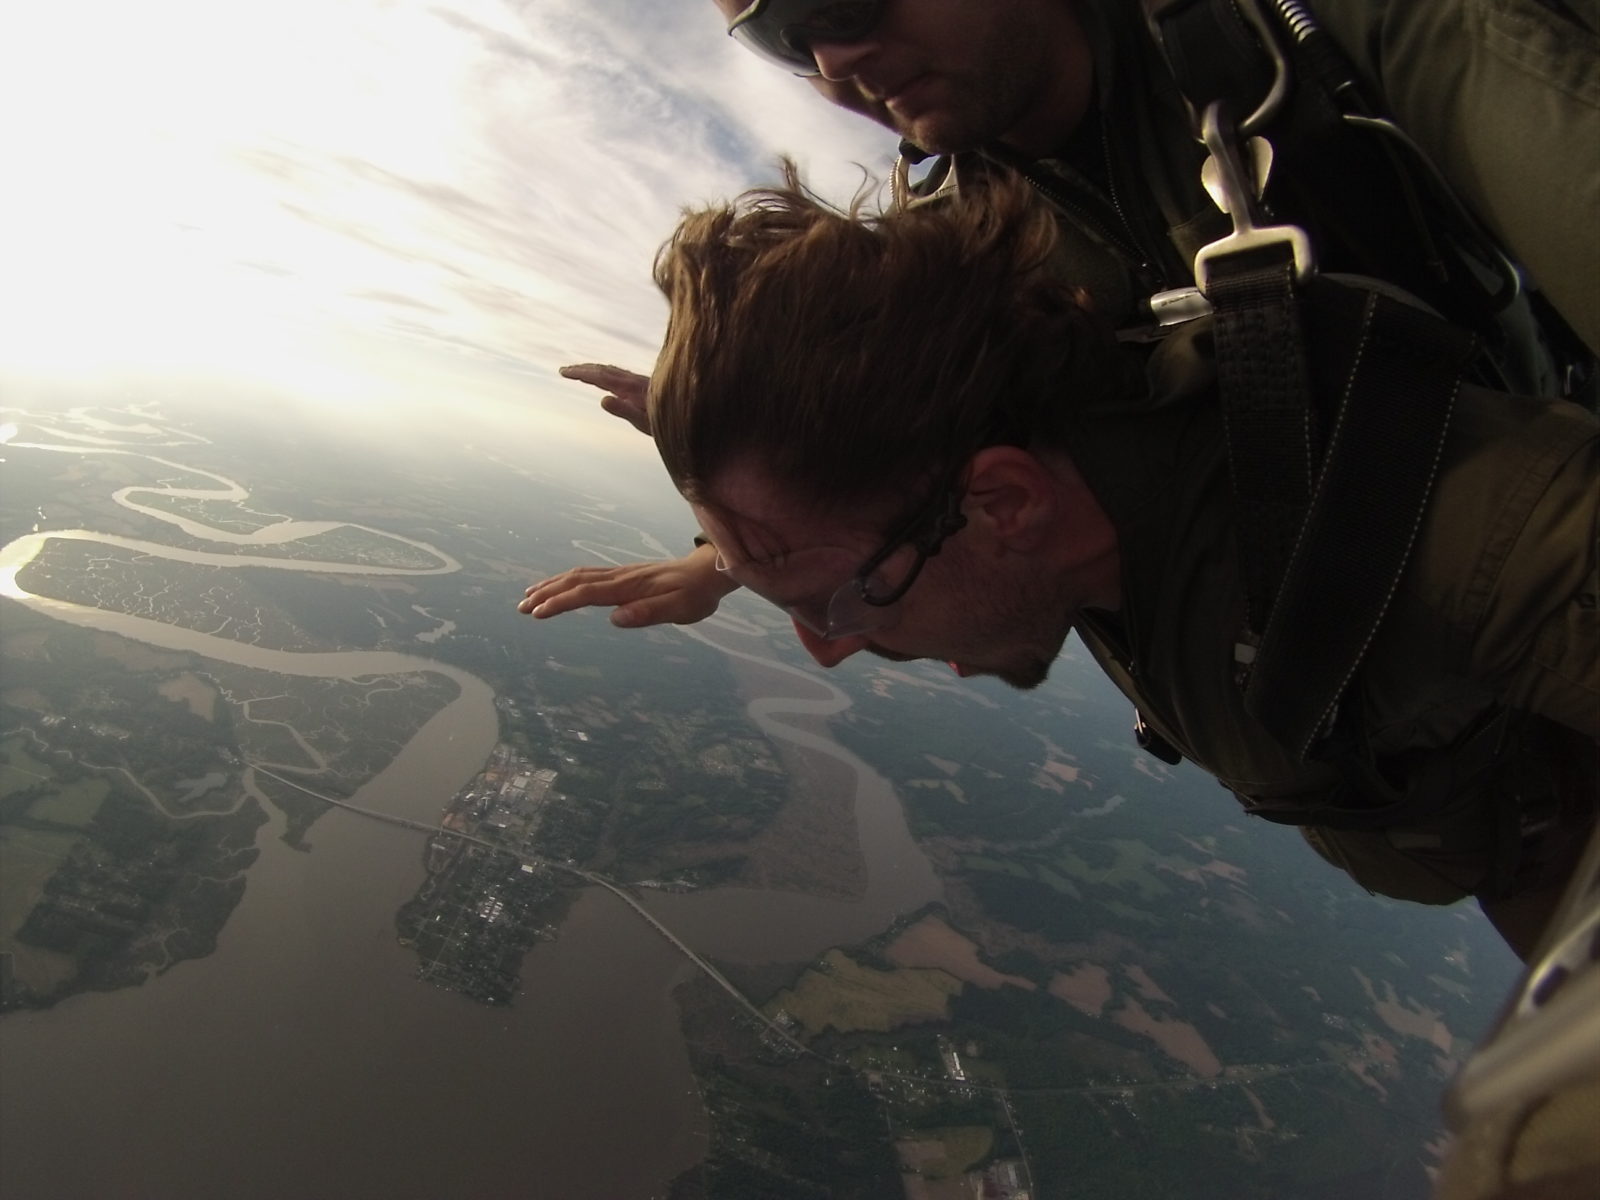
top-left (0, 0), bottom-right (496, 385)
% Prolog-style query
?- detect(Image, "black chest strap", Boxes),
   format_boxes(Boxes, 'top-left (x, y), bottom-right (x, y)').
top-left (1222, 271), bottom-right (1478, 757)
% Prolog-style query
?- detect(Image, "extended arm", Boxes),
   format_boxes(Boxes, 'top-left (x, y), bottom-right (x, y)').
top-left (518, 542), bottom-right (738, 628)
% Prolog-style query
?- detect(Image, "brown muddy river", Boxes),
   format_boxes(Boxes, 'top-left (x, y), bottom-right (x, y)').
top-left (0, 436), bottom-right (940, 1198)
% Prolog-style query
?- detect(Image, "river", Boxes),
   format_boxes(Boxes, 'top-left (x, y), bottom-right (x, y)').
top-left (0, 421), bottom-right (940, 1198)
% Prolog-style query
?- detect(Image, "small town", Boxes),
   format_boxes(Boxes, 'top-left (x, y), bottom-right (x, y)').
top-left (427, 742), bottom-right (558, 873)
top-left (397, 743), bottom-right (565, 1005)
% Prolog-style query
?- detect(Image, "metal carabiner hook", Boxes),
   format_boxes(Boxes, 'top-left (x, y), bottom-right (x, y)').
top-left (1234, 0), bottom-right (1293, 136)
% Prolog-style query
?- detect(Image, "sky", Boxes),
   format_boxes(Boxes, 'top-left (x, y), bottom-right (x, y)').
top-left (0, 0), bottom-right (898, 457)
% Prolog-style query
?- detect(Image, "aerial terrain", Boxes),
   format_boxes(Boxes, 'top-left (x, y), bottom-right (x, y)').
top-left (0, 390), bottom-right (1521, 1199)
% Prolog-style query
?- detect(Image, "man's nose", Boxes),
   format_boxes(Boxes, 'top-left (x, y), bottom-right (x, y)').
top-left (811, 36), bottom-right (878, 81)
top-left (793, 619), bottom-right (868, 667)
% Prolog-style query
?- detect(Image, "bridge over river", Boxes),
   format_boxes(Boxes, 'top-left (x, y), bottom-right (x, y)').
top-left (250, 764), bottom-right (813, 1058)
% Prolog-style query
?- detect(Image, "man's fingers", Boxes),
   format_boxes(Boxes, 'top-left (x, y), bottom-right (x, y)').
top-left (610, 603), bottom-right (649, 628)
top-left (558, 362), bottom-right (616, 384)
top-left (599, 394), bottom-right (652, 435)
top-left (521, 587), bottom-right (592, 618)
top-left (525, 565), bottom-right (619, 593)
top-left (560, 363), bottom-right (652, 434)
top-left (611, 594), bottom-right (703, 628)
top-left (524, 581), bottom-right (611, 618)
top-left (518, 557), bottom-right (725, 626)
top-left (518, 567), bottom-right (664, 619)
top-left (519, 571), bottom-right (593, 616)
top-left (560, 363), bottom-right (647, 392)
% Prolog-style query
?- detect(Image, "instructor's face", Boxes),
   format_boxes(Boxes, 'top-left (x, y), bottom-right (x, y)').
top-left (712, 0), bottom-right (1091, 155)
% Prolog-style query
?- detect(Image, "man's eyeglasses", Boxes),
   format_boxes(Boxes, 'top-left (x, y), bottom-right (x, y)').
top-left (726, 0), bottom-right (886, 77)
top-left (717, 478), bottom-right (968, 641)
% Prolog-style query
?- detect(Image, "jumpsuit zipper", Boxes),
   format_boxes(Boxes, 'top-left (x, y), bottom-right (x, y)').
top-left (1099, 113), bottom-right (1179, 290)
top-left (1010, 156), bottom-right (1149, 277)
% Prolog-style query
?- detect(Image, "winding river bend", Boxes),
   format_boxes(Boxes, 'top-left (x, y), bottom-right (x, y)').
top-left (0, 414), bottom-right (940, 1199)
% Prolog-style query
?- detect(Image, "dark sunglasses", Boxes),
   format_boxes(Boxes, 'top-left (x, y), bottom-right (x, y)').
top-left (726, 0), bottom-right (886, 77)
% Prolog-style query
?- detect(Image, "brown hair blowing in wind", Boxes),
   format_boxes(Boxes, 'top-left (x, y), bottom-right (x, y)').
top-left (648, 159), bottom-right (1131, 517)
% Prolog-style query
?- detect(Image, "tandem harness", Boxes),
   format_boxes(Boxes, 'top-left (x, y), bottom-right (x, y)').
top-left (1142, 0), bottom-right (1569, 887)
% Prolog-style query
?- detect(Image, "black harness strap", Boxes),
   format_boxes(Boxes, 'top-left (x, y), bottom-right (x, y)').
top-left (1242, 283), bottom-right (1479, 756)
top-left (1208, 246), bottom-right (1318, 634)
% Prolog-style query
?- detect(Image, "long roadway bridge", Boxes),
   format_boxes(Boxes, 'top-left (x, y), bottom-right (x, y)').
top-left (248, 763), bottom-right (813, 1057)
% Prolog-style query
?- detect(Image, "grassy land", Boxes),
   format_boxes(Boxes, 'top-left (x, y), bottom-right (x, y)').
top-left (767, 949), bottom-right (964, 1037)
top-left (26, 778), bottom-right (109, 828)
top-left (0, 826), bottom-right (78, 942)
top-left (2, 732), bottom-right (113, 838)
top-left (899, 1126), bottom-right (993, 1180)
top-left (0, 737), bottom-right (55, 799)
top-left (0, 821), bottom-right (84, 991)
top-left (0, 737), bottom-right (91, 966)
top-left (961, 835), bottom-right (1180, 911)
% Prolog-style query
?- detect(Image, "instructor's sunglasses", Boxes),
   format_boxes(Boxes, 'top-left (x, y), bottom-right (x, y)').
top-left (726, 0), bottom-right (886, 77)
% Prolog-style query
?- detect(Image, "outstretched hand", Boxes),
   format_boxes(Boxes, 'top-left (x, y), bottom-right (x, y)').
top-left (560, 363), bottom-right (652, 436)
top-left (518, 544), bottom-right (737, 628)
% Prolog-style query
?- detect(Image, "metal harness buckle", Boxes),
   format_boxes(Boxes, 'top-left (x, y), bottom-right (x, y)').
top-left (1192, 101), bottom-right (1315, 294)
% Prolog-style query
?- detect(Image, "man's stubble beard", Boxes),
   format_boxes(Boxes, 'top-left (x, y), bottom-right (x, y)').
top-left (860, 643), bottom-right (1056, 689)
top-left (949, 558), bottom-right (1074, 693)
top-left (992, 655), bottom-right (1055, 691)
top-left (891, 69), bottom-right (1034, 155)
top-left (887, 19), bottom-right (1053, 155)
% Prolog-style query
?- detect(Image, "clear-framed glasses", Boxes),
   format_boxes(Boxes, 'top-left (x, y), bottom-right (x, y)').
top-left (726, 0), bottom-right (886, 77)
top-left (716, 480), bottom-right (968, 640)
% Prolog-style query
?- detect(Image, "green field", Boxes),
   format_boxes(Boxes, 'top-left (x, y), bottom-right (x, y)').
top-left (0, 825), bottom-right (77, 939)
top-left (25, 778), bottom-right (109, 828)
top-left (0, 737), bottom-right (91, 963)
top-left (900, 1126), bottom-right (993, 1180)
top-left (767, 949), bottom-right (964, 1037)
top-left (0, 822), bottom-right (84, 993)
top-left (962, 836), bottom-right (1181, 905)
top-left (0, 737), bottom-right (54, 800)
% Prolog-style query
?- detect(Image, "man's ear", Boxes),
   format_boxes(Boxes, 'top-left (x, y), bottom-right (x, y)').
top-left (960, 446), bottom-right (1059, 551)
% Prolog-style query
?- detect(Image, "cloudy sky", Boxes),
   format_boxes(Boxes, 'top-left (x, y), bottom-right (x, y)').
top-left (0, 0), bottom-right (897, 453)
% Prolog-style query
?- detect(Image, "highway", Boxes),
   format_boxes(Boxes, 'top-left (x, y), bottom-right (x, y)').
top-left (568, 868), bottom-right (813, 1056)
